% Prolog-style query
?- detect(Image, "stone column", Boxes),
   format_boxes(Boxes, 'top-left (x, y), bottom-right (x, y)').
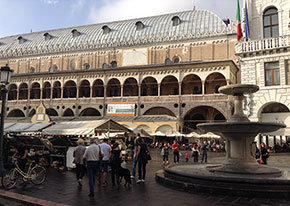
top-left (76, 86), bottom-right (80, 99)
top-left (121, 85), bottom-right (124, 97)
top-left (202, 81), bottom-right (205, 95)
top-left (178, 82), bottom-right (182, 96)
top-left (16, 88), bottom-right (19, 100)
top-left (158, 83), bottom-right (161, 96)
top-left (266, 135), bottom-right (269, 147)
top-left (90, 86), bottom-right (93, 98)
top-left (280, 136), bottom-right (283, 145)
top-left (61, 87), bottom-right (64, 99)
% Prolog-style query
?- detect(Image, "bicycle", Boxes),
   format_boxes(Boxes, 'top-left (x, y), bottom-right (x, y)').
top-left (1, 158), bottom-right (46, 189)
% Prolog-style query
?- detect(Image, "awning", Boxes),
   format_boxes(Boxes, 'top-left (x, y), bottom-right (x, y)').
top-left (42, 119), bottom-right (132, 136)
top-left (4, 123), bottom-right (53, 133)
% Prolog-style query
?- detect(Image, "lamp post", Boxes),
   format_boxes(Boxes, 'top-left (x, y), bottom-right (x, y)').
top-left (0, 65), bottom-right (13, 176)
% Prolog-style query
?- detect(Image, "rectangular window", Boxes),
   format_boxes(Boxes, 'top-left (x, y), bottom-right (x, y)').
top-left (265, 62), bottom-right (280, 86)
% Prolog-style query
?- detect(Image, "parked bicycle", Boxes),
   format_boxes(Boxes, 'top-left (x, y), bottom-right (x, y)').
top-left (1, 158), bottom-right (46, 189)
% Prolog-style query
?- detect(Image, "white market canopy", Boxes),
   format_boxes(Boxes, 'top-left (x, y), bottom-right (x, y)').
top-left (42, 119), bottom-right (132, 136)
top-left (4, 122), bottom-right (53, 133)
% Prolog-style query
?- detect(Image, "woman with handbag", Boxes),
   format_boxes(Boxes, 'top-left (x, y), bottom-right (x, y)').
top-left (136, 138), bottom-right (150, 184)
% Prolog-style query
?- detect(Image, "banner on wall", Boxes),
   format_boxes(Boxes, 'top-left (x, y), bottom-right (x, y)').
top-left (107, 102), bottom-right (135, 116)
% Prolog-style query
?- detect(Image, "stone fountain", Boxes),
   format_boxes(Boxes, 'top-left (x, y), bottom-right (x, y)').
top-left (156, 84), bottom-right (290, 198)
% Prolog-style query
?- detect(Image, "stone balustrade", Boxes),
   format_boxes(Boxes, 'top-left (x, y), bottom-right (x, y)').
top-left (235, 35), bottom-right (290, 55)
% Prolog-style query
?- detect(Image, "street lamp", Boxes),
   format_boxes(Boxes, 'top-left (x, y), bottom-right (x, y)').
top-left (0, 64), bottom-right (13, 176)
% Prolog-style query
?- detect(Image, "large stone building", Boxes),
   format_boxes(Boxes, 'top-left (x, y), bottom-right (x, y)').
top-left (0, 9), bottom-right (239, 135)
top-left (236, 0), bottom-right (290, 143)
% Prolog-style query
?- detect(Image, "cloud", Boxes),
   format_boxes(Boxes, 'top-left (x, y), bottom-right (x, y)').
top-left (87, 0), bottom-right (194, 24)
top-left (70, 0), bottom-right (86, 15)
top-left (41, 0), bottom-right (59, 5)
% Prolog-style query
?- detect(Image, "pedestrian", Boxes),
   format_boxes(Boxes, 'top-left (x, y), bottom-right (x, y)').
top-left (162, 142), bottom-right (169, 164)
top-left (110, 142), bottom-right (122, 186)
top-left (260, 142), bottom-right (269, 165)
top-left (83, 138), bottom-right (103, 197)
top-left (73, 138), bottom-right (86, 186)
top-left (131, 133), bottom-right (141, 179)
top-left (185, 150), bottom-right (189, 162)
top-left (200, 141), bottom-right (208, 163)
top-left (172, 140), bottom-right (180, 163)
top-left (136, 138), bottom-right (150, 184)
top-left (13, 139), bottom-right (29, 173)
top-left (99, 138), bottom-right (112, 186)
top-left (192, 143), bottom-right (199, 163)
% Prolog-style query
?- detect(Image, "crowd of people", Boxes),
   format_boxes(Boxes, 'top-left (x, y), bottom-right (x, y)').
top-left (73, 133), bottom-right (150, 197)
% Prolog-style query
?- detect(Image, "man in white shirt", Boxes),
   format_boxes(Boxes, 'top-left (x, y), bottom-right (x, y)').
top-left (99, 138), bottom-right (111, 185)
top-left (83, 138), bottom-right (103, 197)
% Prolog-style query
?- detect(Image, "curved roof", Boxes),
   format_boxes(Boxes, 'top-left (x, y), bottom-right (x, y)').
top-left (0, 9), bottom-right (231, 58)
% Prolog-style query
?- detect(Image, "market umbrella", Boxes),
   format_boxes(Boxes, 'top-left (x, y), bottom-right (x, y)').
top-left (150, 131), bottom-right (166, 136)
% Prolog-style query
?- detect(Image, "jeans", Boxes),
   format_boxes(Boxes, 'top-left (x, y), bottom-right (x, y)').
top-left (201, 151), bottom-right (207, 163)
top-left (163, 155), bottom-right (168, 162)
top-left (132, 156), bottom-right (137, 177)
top-left (173, 151), bottom-right (179, 163)
top-left (87, 161), bottom-right (99, 194)
top-left (193, 151), bottom-right (198, 163)
top-left (138, 159), bottom-right (147, 180)
top-left (76, 164), bottom-right (86, 180)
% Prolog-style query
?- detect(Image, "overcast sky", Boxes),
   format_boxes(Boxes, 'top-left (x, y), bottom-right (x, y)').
top-left (0, 0), bottom-right (236, 38)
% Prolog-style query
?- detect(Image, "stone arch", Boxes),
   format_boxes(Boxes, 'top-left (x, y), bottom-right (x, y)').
top-left (183, 106), bottom-right (226, 131)
top-left (8, 84), bottom-right (17, 100)
top-left (123, 77), bottom-right (138, 96)
top-left (7, 109), bottom-right (25, 117)
top-left (141, 77), bottom-right (158, 96)
top-left (137, 124), bottom-right (152, 134)
top-left (155, 125), bottom-right (174, 135)
top-left (63, 108), bottom-right (74, 117)
top-left (28, 109), bottom-right (36, 117)
top-left (30, 82), bottom-right (41, 99)
top-left (42, 82), bottom-right (51, 99)
top-left (107, 78), bottom-right (121, 97)
top-left (182, 74), bottom-right (202, 95)
top-left (52, 81), bottom-right (61, 99)
top-left (204, 72), bottom-right (226, 94)
top-left (79, 107), bottom-right (101, 116)
top-left (143, 106), bottom-right (176, 117)
top-left (257, 102), bottom-right (290, 119)
top-left (160, 75), bottom-right (179, 96)
top-left (79, 80), bottom-right (90, 98)
top-left (92, 79), bottom-right (104, 97)
top-left (63, 80), bottom-right (76, 98)
top-left (46, 108), bottom-right (59, 116)
top-left (19, 83), bottom-right (28, 100)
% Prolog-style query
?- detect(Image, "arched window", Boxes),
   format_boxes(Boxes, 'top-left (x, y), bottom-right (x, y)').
top-left (70, 59), bottom-right (76, 70)
top-left (8, 84), bottom-right (17, 100)
top-left (79, 80), bottom-right (90, 98)
top-left (83, 63), bottom-right (90, 70)
top-left (44, 32), bottom-right (52, 40)
top-left (172, 16), bottom-right (181, 26)
top-left (135, 21), bottom-right (144, 31)
top-left (30, 82), bottom-right (41, 99)
top-left (49, 65), bottom-right (58, 73)
top-left (71, 29), bottom-right (80, 37)
top-left (92, 79), bottom-right (104, 97)
top-left (263, 7), bottom-right (279, 38)
top-left (52, 81), bottom-right (61, 98)
top-left (102, 25), bottom-right (111, 34)
top-left (111, 61), bottom-right (117, 68)
top-left (63, 81), bottom-right (77, 98)
top-left (19, 83), bottom-right (28, 100)
top-left (42, 82), bottom-right (51, 99)
top-left (172, 56), bottom-right (180, 63)
top-left (30, 67), bottom-right (36, 73)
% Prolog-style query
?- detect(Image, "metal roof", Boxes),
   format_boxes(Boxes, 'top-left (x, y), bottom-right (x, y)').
top-left (0, 9), bottom-right (231, 58)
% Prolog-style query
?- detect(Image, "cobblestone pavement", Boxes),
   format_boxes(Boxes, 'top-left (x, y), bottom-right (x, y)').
top-left (2, 150), bottom-right (290, 206)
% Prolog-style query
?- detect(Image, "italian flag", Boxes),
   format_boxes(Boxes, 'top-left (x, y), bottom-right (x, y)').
top-left (236, 0), bottom-right (242, 41)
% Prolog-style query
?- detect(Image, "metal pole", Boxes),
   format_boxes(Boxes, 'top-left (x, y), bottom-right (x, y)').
top-left (0, 86), bottom-right (7, 176)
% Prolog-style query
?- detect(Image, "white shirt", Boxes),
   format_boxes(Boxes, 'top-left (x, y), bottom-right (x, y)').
top-left (83, 144), bottom-right (103, 161)
top-left (99, 143), bottom-right (112, 161)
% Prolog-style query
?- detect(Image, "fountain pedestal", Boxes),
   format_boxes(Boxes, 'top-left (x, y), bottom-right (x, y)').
top-left (156, 84), bottom-right (290, 198)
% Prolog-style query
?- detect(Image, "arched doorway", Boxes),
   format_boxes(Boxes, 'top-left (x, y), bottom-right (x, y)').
top-left (106, 78), bottom-right (121, 97)
top-left (52, 81), bottom-right (61, 99)
top-left (79, 80), bottom-right (90, 98)
top-left (183, 106), bottom-right (226, 132)
top-left (182, 74), bottom-right (202, 95)
top-left (161, 75), bottom-right (179, 96)
top-left (79, 108), bottom-right (101, 116)
top-left (46, 108), bottom-right (58, 116)
top-left (63, 81), bottom-right (76, 98)
top-left (63, 108), bottom-right (74, 117)
top-left (19, 83), bottom-right (28, 100)
top-left (123, 78), bottom-right (138, 96)
top-left (30, 82), bottom-right (41, 99)
top-left (7, 109), bottom-right (25, 117)
top-left (143, 107), bottom-right (176, 117)
top-left (42, 82), bottom-right (51, 99)
top-left (8, 84), bottom-right (17, 100)
top-left (141, 77), bottom-right (158, 96)
top-left (204, 73), bottom-right (227, 94)
top-left (92, 79), bottom-right (104, 97)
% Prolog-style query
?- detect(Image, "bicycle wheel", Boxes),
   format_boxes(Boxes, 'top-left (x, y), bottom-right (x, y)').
top-left (1, 169), bottom-right (18, 189)
top-left (30, 166), bottom-right (46, 185)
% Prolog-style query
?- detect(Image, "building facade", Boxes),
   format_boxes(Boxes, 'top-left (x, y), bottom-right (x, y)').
top-left (236, 0), bottom-right (290, 143)
top-left (0, 9), bottom-right (239, 135)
